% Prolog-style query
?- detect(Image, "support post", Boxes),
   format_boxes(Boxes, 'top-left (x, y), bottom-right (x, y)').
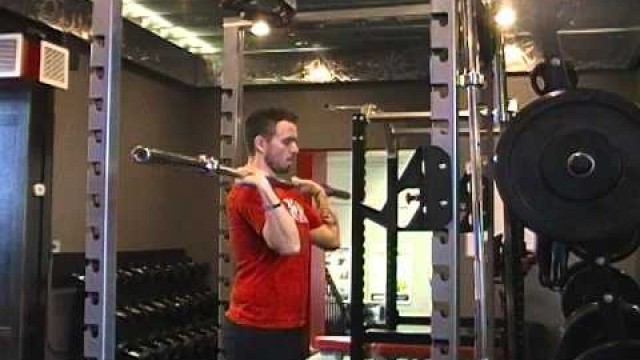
top-left (83, 0), bottom-right (122, 359)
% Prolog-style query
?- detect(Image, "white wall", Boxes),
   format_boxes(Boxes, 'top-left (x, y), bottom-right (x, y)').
top-left (326, 150), bottom-right (433, 317)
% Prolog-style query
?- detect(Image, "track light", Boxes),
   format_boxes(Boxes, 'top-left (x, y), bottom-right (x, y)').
top-left (495, 6), bottom-right (516, 29)
top-left (250, 20), bottom-right (271, 37)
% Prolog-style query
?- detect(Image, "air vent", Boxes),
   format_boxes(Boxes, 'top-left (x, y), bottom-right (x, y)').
top-left (39, 41), bottom-right (69, 90)
top-left (0, 33), bottom-right (23, 78)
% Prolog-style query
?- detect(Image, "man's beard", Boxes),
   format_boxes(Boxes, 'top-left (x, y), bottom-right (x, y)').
top-left (265, 155), bottom-right (291, 175)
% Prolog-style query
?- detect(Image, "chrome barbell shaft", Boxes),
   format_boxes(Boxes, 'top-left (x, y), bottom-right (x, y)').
top-left (131, 146), bottom-right (351, 200)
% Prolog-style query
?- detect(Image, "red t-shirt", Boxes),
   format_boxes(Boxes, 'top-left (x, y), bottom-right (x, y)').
top-left (225, 182), bottom-right (323, 329)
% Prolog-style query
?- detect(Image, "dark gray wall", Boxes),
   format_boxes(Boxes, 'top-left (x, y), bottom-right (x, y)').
top-left (245, 71), bottom-right (640, 150)
top-left (52, 55), bottom-right (219, 262)
top-left (245, 82), bottom-right (432, 150)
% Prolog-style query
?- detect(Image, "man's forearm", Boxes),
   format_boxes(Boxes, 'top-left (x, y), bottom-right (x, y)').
top-left (259, 185), bottom-right (301, 254)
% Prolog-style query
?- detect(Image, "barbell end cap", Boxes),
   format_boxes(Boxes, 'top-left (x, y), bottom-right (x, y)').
top-left (130, 146), bottom-right (151, 163)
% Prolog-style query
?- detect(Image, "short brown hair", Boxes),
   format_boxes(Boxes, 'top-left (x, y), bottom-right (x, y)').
top-left (244, 108), bottom-right (298, 155)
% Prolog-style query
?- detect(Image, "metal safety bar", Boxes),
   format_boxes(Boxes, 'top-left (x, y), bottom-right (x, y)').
top-left (326, 104), bottom-right (491, 122)
top-left (461, 0), bottom-right (494, 358)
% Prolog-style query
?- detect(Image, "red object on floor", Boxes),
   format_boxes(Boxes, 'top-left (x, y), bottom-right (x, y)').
top-left (314, 335), bottom-right (502, 359)
top-left (369, 342), bottom-right (478, 359)
top-left (313, 335), bottom-right (356, 353)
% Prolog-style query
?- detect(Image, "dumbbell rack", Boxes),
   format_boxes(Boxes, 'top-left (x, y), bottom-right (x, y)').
top-left (114, 255), bottom-right (217, 360)
top-left (59, 250), bottom-right (218, 360)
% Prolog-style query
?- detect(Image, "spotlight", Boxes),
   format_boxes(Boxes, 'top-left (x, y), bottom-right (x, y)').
top-left (250, 20), bottom-right (271, 37)
top-left (495, 7), bottom-right (516, 29)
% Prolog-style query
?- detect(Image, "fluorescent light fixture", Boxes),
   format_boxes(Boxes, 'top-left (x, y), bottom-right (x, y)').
top-left (250, 20), bottom-right (271, 37)
top-left (122, 0), bottom-right (220, 54)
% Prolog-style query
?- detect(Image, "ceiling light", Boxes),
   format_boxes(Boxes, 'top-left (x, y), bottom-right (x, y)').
top-left (122, 0), bottom-right (220, 54)
top-left (495, 7), bottom-right (516, 29)
top-left (304, 59), bottom-right (333, 83)
top-left (250, 20), bottom-right (271, 37)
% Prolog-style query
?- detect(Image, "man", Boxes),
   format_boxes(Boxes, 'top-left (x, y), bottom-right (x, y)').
top-left (223, 108), bottom-right (341, 360)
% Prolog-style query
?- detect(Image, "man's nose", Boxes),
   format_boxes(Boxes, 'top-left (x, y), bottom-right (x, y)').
top-left (291, 142), bottom-right (299, 153)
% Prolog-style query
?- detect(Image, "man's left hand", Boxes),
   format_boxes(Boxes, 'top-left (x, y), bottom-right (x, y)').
top-left (291, 176), bottom-right (325, 197)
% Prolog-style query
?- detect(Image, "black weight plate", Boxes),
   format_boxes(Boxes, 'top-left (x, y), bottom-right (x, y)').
top-left (574, 340), bottom-right (640, 360)
top-left (570, 231), bottom-right (640, 263)
top-left (555, 302), bottom-right (640, 360)
top-left (556, 261), bottom-right (590, 289)
top-left (496, 89), bottom-right (640, 243)
top-left (561, 265), bottom-right (640, 317)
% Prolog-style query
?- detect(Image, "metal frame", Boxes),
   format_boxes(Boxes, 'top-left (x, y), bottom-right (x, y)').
top-left (384, 125), bottom-right (400, 330)
top-left (347, 108), bottom-right (455, 358)
top-left (223, 4), bottom-right (433, 26)
top-left (503, 212), bottom-right (526, 360)
top-left (83, 0), bottom-right (122, 359)
top-left (217, 23), bottom-right (246, 360)
top-left (460, 0), bottom-right (494, 358)
top-left (429, 0), bottom-right (460, 359)
top-left (349, 112), bottom-right (369, 360)
top-left (495, 21), bottom-right (524, 360)
top-left (295, 3), bottom-right (431, 23)
top-left (78, 1), bottom-right (502, 359)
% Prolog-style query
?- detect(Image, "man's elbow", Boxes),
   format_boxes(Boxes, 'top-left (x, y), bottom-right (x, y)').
top-left (323, 235), bottom-right (341, 251)
top-left (330, 238), bottom-right (341, 251)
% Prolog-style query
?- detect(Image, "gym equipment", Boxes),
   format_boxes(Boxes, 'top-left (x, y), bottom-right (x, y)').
top-left (113, 255), bottom-right (217, 359)
top-left (536, 238), bottom-right (569, 290)
top-left (574, 340), bottom-right (640, 360)
top-left (496, 88), bottom-right (640, 243)
top-left (529, 59), bottom-right (579, 96)
top-left (561, 264), bottom-right (640, 317)
top-left (130, 145), bottom-right (351, 200)
top-left (555, 300), bottom-right (640, 360)
top-left (569, 232), bottom-right (640, 263)
top-left (459, 172), bottom-right (491, 233)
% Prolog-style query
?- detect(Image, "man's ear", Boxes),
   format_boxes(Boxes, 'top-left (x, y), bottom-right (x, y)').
top-left (254, 135), bottom-right (266, 154)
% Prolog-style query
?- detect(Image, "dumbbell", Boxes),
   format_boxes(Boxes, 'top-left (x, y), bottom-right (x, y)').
top-left (190, 326), bottom-right (217, 358)
top-left (190, 290), bottom-right (218, 319)
top-left (118, 343), bottom-right (154, 360)
top-left (167, 331), bottom-right (199, 359)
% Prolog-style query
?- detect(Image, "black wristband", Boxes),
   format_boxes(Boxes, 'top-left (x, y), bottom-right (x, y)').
top-left (265, 202), bottom-right (282, 211)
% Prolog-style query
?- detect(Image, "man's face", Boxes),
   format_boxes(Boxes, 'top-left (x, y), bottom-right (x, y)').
top-left (264, 120), bottom-right (299, 175)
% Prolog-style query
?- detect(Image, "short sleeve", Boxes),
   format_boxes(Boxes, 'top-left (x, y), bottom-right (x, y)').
top-left (228, 185), bottom-right (266, 235)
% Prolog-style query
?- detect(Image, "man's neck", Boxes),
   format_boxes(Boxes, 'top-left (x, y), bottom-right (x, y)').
top-left (247, 155), bottom-right (275, 177)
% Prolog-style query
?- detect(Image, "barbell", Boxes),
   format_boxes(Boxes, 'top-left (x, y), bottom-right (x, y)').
top-left (130, 146), bottom-right (351, 200)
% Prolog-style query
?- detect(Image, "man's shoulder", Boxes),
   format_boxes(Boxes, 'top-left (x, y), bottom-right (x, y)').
top-left (228, 184), bottom-right (260, 201)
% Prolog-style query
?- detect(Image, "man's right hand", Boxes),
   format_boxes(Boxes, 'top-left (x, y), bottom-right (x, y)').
top-left (234, 166), bottom-right (271, 189)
